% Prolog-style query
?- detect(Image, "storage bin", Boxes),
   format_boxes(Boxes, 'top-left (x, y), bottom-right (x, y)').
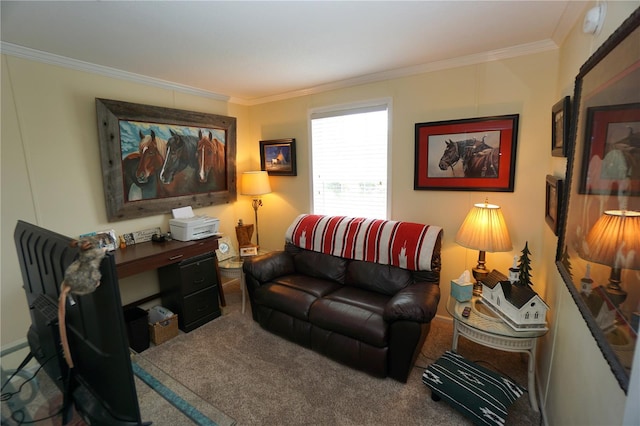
top-left (149, 314), bottom-right (179, 345)
top-left (123, 307), bottom-right (150, 353)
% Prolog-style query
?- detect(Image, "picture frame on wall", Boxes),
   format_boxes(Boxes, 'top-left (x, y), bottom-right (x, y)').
top-left (96, 98), bottom-right (237, 222)
top-left (552, 96), bottom-right (570, 157)
top-left (260, 138), bottom-right (297, 176)
top-left (544, 175), bottom-right (562, 235)
top-left (414, 114), bottom-right (519, 192)
top-left (578, 103), bottom-right (640, 195)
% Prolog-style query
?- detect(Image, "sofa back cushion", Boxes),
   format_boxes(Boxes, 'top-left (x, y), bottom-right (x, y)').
top-left (286, 243), bottom-right (347, 284)
top-left (346, 260), bottom-right (412, 296)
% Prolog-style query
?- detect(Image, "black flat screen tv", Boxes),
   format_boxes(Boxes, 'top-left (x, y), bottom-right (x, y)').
top-left (13, 220), bottom-right (149, 425)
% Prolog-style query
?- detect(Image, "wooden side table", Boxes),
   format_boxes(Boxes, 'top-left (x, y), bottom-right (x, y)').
top-left (446, 296), bottom-right (547, 412)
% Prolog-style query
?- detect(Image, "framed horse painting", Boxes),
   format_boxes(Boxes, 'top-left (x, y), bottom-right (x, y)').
top-left (414, 114), bottom-right (519, 191)
top-left (96, 98), bottom-right (237, 222)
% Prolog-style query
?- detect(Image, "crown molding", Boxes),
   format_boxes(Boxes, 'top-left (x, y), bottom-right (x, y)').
top-left (2, 39), bottom-right (557, 107)
top-left (233, 39), bottom-right (559, 106)
top-left (0, 42), bottom-right (229, 102)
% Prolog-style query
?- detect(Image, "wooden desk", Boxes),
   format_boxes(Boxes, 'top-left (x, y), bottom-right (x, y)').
top-left (116, 236), bottom-right (225, 309)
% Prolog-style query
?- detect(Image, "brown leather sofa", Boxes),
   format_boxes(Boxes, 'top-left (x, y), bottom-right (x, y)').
top-left (243, 234), bottom-right (442, 382)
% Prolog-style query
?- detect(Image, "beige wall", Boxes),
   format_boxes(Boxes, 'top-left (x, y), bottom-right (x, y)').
top-left (1, 2), bottom-right (638, 424)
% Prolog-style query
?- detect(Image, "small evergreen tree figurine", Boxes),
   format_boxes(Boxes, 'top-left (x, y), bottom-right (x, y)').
top-left (518, 241), bottom-right (533, 287)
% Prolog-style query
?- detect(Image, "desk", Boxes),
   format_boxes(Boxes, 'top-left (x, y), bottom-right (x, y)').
top-left (446, 296), bottom-right (547, 412)
top-left (115, 237), bottom-right (225, 311)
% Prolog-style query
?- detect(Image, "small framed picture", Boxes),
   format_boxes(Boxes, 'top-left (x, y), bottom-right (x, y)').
top-left (215, 236), bottom-right (237, 262)
top-left (239, 246), bottom-right (258, 257)
top-left (545, 175), bottom-right (563, 236)
top-left (260, 138), bottom-right (297, 176)
top-left (552, 96), bottom-right (570, 157)
top-left (79, 229), bottom-right (118, 251)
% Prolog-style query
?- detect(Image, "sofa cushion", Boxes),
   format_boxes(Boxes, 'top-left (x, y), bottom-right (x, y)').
top-left (272, 274), bottom-right (342, 298)
top-left (309, 298), bottom-right (387, 347)
top-left (346, 260), bottom-right (412, 296)
top-left (254, 282), bottom-right (317, 321)
top-left (324, 287), bottom-right (389, 316)
top-left (287, 244), bottom-right (347, 284)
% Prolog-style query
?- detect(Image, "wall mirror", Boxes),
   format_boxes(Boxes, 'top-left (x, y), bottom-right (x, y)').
top-left (557, 8), bottom-right (639, 393)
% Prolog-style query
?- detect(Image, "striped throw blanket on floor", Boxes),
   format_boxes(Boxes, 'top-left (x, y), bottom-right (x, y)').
top-left (285, 214), bottom-right (442, 271)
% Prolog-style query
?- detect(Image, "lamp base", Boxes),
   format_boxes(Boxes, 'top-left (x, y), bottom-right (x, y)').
top-left (472, 267), bottom-right (489, 296)
top-left (605, 285), bottom-right (627, 308)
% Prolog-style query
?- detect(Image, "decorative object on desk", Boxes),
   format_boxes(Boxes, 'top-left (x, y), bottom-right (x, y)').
top-left (450, 270), bottom-right (473, 302)
top-left (551, 96), bottom-right (570, 157)
top-left (122, 227), bottom-right (162, 246)
top-left (455, 199), bottom-right (512, 296)
top-left (582, 210), bottom-right (640, 307)
top-left (260, 138), bottom-right (297, 176)
top-left (96, 98), bottom-right (237, 222)
top-left (480, 268), bottom-right (549, 332)
top-left (215, 236), bottom-right (237, 262)
top-left (518, 241), bottom-right (533, 287)
top-left (414, 114), bottom-right (519, 192)
top-left (555, 9), bottom-right (639, 393)
top-left (79, 229), bottom-right (117, 251)
top-left (545, 175), bottom-right (563, 235)
top-left (580, 264), bottom-right (594, 296)
top-left (240, 171), bottom-right (272, 247)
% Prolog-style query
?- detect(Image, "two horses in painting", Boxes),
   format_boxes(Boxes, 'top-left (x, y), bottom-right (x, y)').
top-left (438, 136), bottom-right (500, 178)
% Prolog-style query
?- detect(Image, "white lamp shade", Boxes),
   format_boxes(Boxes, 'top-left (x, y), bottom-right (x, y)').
top-left (455, 202), bottom-right (512, 253)
top-left (241, 171), bottom-right (271, 196)
top-left (585, 210), bottom-right (640, 270)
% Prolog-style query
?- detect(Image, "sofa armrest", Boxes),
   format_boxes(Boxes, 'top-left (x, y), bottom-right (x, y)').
top-left (383, 282), bottom-right (440, 323)
top-left (242, 251), bottom-right (295, 284)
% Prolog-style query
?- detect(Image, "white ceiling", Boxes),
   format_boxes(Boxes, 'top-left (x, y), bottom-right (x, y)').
top-left (1, 1), bottom-right (588, 105)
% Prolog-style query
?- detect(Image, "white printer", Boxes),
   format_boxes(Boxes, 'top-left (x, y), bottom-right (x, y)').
top-left (169, 206), bottom-right (220, 241)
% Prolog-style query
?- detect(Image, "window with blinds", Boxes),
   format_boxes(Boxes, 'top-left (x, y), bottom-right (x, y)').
top-left (310, 103), bottom-right (389, 219)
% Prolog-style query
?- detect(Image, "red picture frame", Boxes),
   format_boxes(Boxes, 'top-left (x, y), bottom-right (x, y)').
top-left (579, 103), bottom-right (640, 195)
top-left (414, 114), bottom-right (519, 191)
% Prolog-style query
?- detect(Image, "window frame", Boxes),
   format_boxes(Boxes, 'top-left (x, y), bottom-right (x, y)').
top-left (308, 98), bottom-right (393, 219)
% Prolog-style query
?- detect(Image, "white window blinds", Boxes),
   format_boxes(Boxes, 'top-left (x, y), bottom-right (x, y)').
top-left (310, 103), bottom-right (389, 219)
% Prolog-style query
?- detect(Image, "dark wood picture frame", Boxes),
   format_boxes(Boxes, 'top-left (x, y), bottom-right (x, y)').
top-left (96, 98), bottom-right (237, 222)
top-left (552, 96), bottom-right (571, 157)
top-left (414, 114), bottom-right (519, 191)
top-left (545, 175), bottom-right (562, 235)
top-left (260, 138), bottom-right (297, 176)
top-left (556, 8), bottom-right (640, 394)
top-left (578, 103), bottom-right (640, 195)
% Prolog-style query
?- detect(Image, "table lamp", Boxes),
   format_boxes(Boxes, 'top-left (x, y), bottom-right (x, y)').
top-left (240, 171), bottom-right (272, 247)
top-left (455, 200), bottom-right (513, 295)
top-left (584, 210), bottom-right (640, 307)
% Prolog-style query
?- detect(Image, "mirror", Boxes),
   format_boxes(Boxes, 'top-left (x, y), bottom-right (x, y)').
top-left (557, 8), bottom-right (639, 393)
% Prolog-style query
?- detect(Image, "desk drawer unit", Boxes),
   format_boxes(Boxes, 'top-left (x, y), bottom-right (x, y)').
top-left (159, 253), bottom-right (221, 332)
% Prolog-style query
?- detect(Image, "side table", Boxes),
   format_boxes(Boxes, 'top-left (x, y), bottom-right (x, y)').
top-left (446, 296), bottom-right (547, 412)
top-left (218, 250), bottom-right (269, 314)
top-left (218, 257), bottom-right (247, 313)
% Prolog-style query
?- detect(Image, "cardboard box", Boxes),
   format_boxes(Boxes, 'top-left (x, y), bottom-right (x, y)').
top-left (451, 280), bottom-right (473, 302)
top-left (148, 314), bottom-right (179, 345)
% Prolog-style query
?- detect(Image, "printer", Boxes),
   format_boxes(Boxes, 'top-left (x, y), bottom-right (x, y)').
top-left (169, 206), bottom-right (220, 241)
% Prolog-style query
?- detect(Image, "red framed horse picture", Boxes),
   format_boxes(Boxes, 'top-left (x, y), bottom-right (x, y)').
top-left (96, 98), bottom-right (237, 221)
top-left (414, 114), bottom-right (519, 192)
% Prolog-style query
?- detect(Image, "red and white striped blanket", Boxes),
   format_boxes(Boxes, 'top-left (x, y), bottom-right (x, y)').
top-left (285, 214), bottom-right (442, 271)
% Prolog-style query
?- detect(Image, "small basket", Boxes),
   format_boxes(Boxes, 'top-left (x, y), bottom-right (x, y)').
top-left (148, 314), bottom-right (179, 345)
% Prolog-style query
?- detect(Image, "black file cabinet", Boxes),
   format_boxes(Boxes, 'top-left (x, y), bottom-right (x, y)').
top-left (159, 253), bottom-right (221, 332)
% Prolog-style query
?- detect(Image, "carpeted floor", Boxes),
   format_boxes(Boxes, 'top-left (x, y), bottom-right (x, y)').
top-left (139, 280), bottom-right (542, 425)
